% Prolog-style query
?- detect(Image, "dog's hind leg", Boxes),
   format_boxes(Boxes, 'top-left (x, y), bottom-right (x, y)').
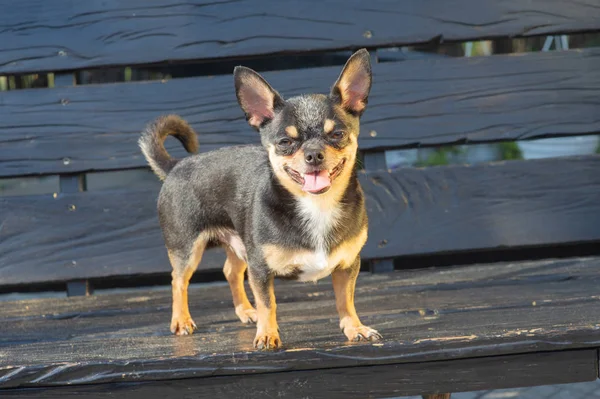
top-left (223, 247), bottom-right (257, 324)
top-left (168, 237), bottom-right (206, 335)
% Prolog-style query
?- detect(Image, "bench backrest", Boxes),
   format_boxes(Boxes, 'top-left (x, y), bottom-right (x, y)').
top-left (1, 1), bottom-right (599, 292)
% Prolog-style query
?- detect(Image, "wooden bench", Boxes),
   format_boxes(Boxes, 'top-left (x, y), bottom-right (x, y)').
top-left (1, 1), bottom-right (599, 397)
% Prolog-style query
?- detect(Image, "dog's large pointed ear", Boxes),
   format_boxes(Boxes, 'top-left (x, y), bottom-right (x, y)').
top-left (234, 66), bottom-right (284, 129)
top-left (330, 49), bottom-right (372, 115)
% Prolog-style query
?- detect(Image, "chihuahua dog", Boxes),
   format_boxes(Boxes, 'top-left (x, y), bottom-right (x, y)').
top-left (139, 49), bottom-right (381, 349)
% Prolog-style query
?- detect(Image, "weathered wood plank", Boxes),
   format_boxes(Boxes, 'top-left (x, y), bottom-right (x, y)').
top-left (1, 48), bottom-right (599, 177)
top-left (0, 257), bottom-right (599, 389)
top-left (4, 255), bottom-right (598, 318)
top-left (2, 0), bottom-right (600, 74)
top-left (361, 154), bottom-right (600, 258)
top-left (58, 175), bottom-right (84, 193)
top-left (52, 73), bottom-right (74, 88)
top-left (2, 350), bottom-right (596, 398)
top-left (66, 280), bottom-right (93, 297)
top-left (363, 152), bottom-right (388, 172)
top-left (54, 73), bottom-right (95, 296)
top-left (370, 258), bottom-right (395, 273)
top-left (0, 186), bottom-right (224, 287)
top-left (1, 155), bottom-right (599, 287)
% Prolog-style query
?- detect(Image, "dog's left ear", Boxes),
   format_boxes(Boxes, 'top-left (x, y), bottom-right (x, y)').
top-left (331, 49), bottom-right (372, 116)
top-left (234, 66), bottom-right (284, 130)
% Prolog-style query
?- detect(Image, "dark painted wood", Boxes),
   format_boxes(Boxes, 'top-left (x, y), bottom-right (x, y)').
top-left (362, 152), bottom-right (393, 277)
top-left (2, 0), bottom-right (600, 74)
top-left (0, 187), bottom-right (226, 287)
top-left (52, 73), bottom-right (74, 88)
top-left (58, 175), bottom-right (85, 193)
top-left (62, 176), bottom-right (92, 297)
top-left (361, 155), bottom-right (600, 258)
top-left (60, 173), bottom-right (93, 296)
top-left (1, 49), bottom-right (599, 177)
top-left (363, 151), bottom-right (387, 172)
top-left (2, 155), bottom-right (599, 287)
top-left (370, 259), bottom-right (395, 273)
top-left (0, 257), bottom-right (599, 389)
top-left (2, 350), bottom-right (596, 398)
top-left (58, 150), bottom-right (90, 297)
top-left (66, 280), bottom-right (93, 297)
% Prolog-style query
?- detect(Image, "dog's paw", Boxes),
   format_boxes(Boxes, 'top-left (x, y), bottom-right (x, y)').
top-left (343, 325), bottom-right (382, 342)
top-left (235, 305), bottom-right (258, 324)
top-left (254, 330), bottom-right (282, 350)
top-left (170, 315), bottom-right (197, 336)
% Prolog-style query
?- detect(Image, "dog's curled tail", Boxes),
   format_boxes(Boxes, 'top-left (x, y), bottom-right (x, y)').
top-left (139, 115), bottom-right (199, 180)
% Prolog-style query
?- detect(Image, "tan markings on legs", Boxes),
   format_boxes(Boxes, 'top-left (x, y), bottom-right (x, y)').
top-left (332, 258), bottom-right (382, 342)
top-left (169, 237), bottom-right (206, 335)
top-left (285, 125), bottom-right (298, 138)
top-left (324, 118), bottom-right (336, 133)
top-left (223, 247), bottom-right (257, 323)
top-left (249, 272), bottom-right (281, 349)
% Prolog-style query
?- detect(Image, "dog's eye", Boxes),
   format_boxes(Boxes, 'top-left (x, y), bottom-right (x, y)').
top-left (278, 138), bottom-right (293, 147)
top-left (331, 131), bottom-right (345, 140)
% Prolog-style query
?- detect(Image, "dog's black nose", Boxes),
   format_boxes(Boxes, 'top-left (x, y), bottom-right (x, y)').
top-left (304, 149), bottom-right (325, 166)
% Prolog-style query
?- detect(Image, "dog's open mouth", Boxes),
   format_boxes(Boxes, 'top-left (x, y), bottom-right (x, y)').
top-left (284, 158), bottom-right (346, 195)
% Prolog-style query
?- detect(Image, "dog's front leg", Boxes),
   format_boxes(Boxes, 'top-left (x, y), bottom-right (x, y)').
top-left (248, 266), bottom-right (281, 349)
top-left (332, 257), bottom-right (382, 342)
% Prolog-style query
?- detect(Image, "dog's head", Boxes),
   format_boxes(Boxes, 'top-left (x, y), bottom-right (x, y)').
top-left (234, 49), bottom-right (371, 197)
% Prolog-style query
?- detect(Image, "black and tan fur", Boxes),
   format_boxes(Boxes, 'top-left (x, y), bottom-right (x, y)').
top-left (139, 49), bottom-right (381, 349)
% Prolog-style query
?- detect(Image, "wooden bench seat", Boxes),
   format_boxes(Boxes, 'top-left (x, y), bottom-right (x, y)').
top-left (2, 1), bottom-right (600, 397)
top-left (2, 256), bottom-right (599, 397)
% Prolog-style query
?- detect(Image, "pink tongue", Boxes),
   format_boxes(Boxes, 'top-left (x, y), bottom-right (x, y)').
top-left (302, 170), bottom-right (331, 193)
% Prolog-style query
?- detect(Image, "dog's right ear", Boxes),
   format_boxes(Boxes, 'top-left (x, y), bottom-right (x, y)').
top-left (234, 66), bottom-right (284, 130)
top-left (331, 49), bottom-right (372, 116)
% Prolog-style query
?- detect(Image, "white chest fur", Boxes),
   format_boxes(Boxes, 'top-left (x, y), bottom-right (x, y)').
top-left (296, 196), bottom-right (341, 253)
top-left (272, 248), bottom-right (334, 282)
top-left (262, 197), bottom-right (367, 282)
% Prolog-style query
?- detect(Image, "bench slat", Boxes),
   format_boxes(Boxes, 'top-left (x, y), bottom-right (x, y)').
top-left (1, 257), bottom-right (599, 390)
top-left (362, 154), bottom-right (600, 258)
top-left (0, 185), bottom-right (223, 287)
top-left (1, 48), bottom-right (599, 177)
top-left (1, 155), bottom-right (599, 288)
top-left (3, 350), bottom-right (596, 398)
top-left (2, 0), bottom-right (600, 74)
